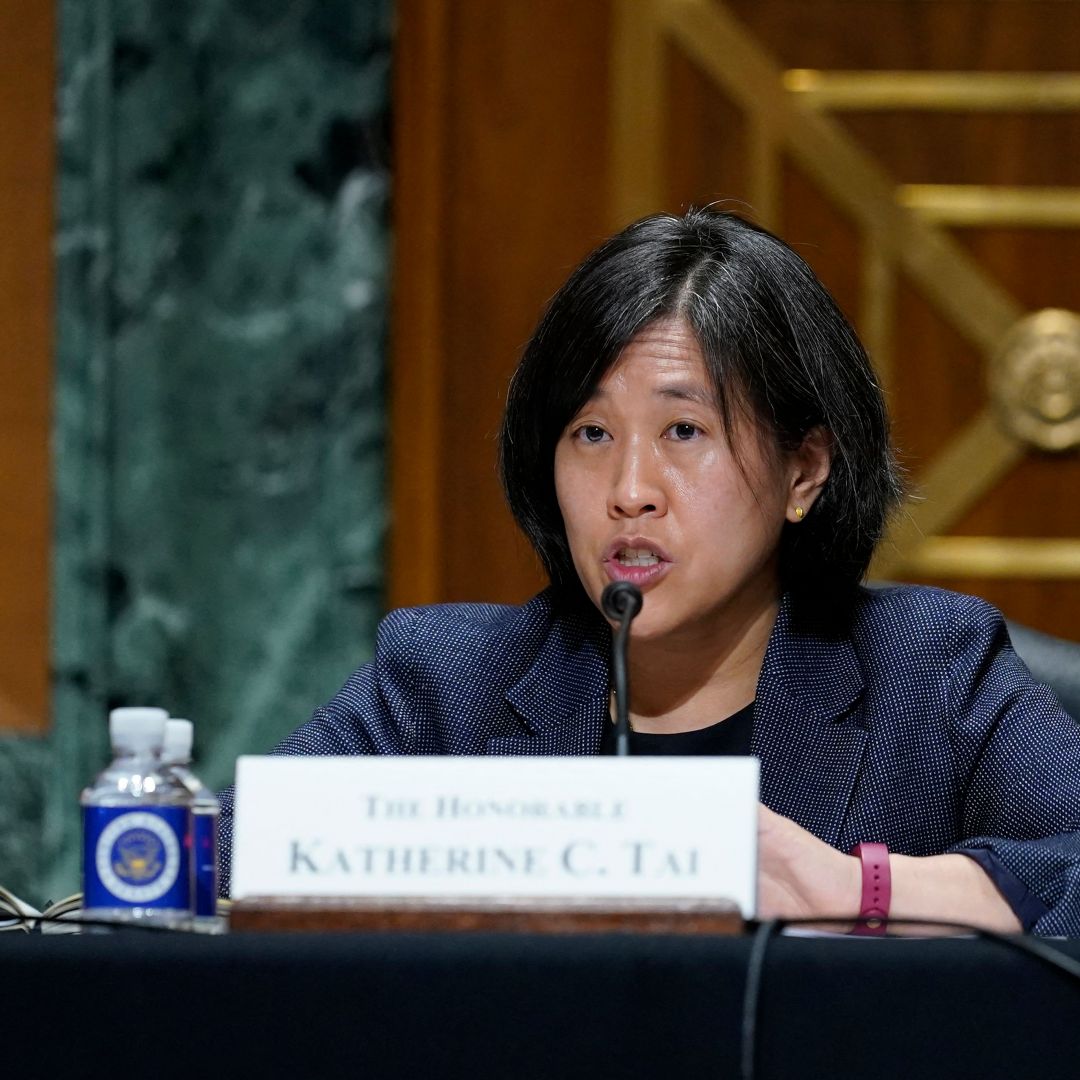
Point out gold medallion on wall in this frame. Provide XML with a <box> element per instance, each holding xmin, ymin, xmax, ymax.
<box><xmin>990</xmin><ymin>309</ymin><xmax>1080</xmax><ymax>453</ymax></box>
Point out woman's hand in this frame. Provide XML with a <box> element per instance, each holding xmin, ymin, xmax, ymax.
<box><xmin>757</xmin><ymin>803</ymin><xmax>860</xmax><ymax>921</ymax></box>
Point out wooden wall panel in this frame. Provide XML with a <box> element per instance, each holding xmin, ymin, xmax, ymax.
<box><xmin>889</xmin><ymin>276</ymin><xmax>986</xmax><ymax>465</ymax></box>
<box><xmin>723</xmin><ymin>0</ymin><xmax>1080</xmax><ymax>71</ymax></box>
<box><xmin>663</xmin><ymin>41</ymin><xmax>747</xmax><ymax>213</ymax></box>
<box><xmin>721</xmin><ymin>0</ymin><xmax>1080</xmax><ymax>637</ymax></box>
<box><xmin>390</xmin><ymin>0</ymin><xmax>611</xmax><ymax>609</ymax></box>
<box><xmin>0</xmin><ymin>1</ymin><xmax>53</xmax><ymax>731</ymax></box>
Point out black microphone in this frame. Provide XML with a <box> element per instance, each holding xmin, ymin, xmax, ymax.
<box><xmin>602</xmin><ymin>580</ymin><xmax>643</xmax><ymax>622</ymax></box>
<box><xmin>601</xmin><ymin>582</ymin><xmax>643</xmax><ymax>757</ymax></box>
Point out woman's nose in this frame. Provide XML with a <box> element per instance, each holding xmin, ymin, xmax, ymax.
<box><xmin>607</xmin><ymin>442</ymin><xmax>667</xmax><ymax>518</ymax></box>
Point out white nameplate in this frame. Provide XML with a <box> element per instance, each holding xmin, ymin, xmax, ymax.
<box><xmin>231</xmin><ymin>756</ymin><xmax>759</xmax><ymax>916</ymax></box>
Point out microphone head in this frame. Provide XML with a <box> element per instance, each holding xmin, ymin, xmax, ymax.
<box><xmin>601</xmin><ymin>581</ymin><xmax>643</xmax><ymax>622</ymax></box>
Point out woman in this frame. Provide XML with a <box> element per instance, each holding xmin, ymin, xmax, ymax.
<box><xmin>219</xmin><ymin>209</ymin><xmax>1080</xmax><ymax>934</ymax></box>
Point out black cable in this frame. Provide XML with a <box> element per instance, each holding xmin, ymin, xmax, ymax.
<box><xmin>740</xmin><ymin>918</ymin><xmax>781</xmax><ymax>1080</ymax></box>
<box><xmin>1</xmin><ymin>912</ymin><xmax>196</xmax><ymax>933</ymax></box>
<box><xmin>975</xmin><ymin>925</ymin><xmax>1080</xmax><ymax>982</ymax></box>
<box><xmin>773</xmin><ymin>914</ymin><xmax>1080</xmax><ymax>984</ymax></box>
<box><xmin>737</xmin><ymin>914</ymin><xmax>1080</xmax><ymax>1080</ymax></box>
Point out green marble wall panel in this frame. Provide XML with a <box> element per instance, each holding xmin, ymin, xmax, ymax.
<box><xmin>3</xmin><ymin>0</ymin><xmax>393</xmax><ymax>905</ymax></box>
<box><xmin>0</xmin><ymin>738</ymin><xmax>47</xmax><ymax>902</ymax></box>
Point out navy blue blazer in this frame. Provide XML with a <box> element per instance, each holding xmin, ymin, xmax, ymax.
<box><xmin>219</xmin><ymin>584</ymin><xmax>1080</xmax><ymax>934</ymax></box>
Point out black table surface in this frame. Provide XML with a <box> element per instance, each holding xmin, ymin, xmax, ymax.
<box><xmin>5</xmin><ymin>930</ymin><xmax>1080</xmax><ymax>1079</ymax></box>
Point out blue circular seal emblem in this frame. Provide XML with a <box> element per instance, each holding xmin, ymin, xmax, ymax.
<box><xmin>95</xmin><ymin>811</ymin><xmax>182</xmax><ymax>903</ymax></box>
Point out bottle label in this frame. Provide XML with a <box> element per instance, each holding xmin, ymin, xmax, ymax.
<box><xmin>83</xmin><ymin>807</ymin><xmax>190</xmax><ymax>910</ymax></box>
<box><xmin>193</xmin><ymin>811</ymin><xmax>219</xmax><ymax>917</ymax></box>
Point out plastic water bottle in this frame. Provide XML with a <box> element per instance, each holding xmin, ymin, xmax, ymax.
<box><xmin>81</xmin><ymin>707</ymin><xmax>192</xmax><ymax>927</ymax></box>
<box><xmin>162</xmin><ymin>718</ymin><xmax>222</xmax><ymax>931</ymax></box>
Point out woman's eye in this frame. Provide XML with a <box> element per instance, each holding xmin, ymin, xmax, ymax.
<box><xmin>575</xmin><ymin>425</ymin><xmax>609</xmax><ymax>443</ymax></box>
<box><xmin>666</xmin><ymin>422</ymin><xmax>701</xmax><ymax>441</ymax></box>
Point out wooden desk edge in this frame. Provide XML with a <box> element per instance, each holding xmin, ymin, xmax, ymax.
<box><xmin>229</xmin><ymin>895</ymin><xmax>744</xmax><ymax>934</ymax></box>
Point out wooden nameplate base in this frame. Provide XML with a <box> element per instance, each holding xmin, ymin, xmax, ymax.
<box><xmin>229</xmin><ymin>895</ymin><xmax>744</xmax><ymax>935</ymax></box>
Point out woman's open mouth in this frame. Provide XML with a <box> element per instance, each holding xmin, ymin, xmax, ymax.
<box><xmin>603</xmin><ymin>540</ymin><xmax>673</xmax><ymax>588</ymax></box>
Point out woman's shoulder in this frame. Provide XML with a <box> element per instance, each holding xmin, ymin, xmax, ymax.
<box><xmin>376</xmin><ymin>596</ymin><xmax>531</xmax><ymax>640</ymax></box>
<box><xmin>373</xmin><ymin>587</ymin><xmax>604</xmax><ymax>673</ymax></box>
<box><xmin>854</xmin><ymin>582</ymin><xmax>1001</xmax><ymax>627</ymax></box>
<box><xmin>849</xmin><ymin>583</ymin><xmax>1010</xmax><ymax>666</ymax></box>
<box><xmin>774</xmin><ymin>584</ymin><xmax>1009</xmax><ymax>706</ymax></box>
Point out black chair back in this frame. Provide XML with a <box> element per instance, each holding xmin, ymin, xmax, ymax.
<box><xmin>1007</xmin><ymin>620</ymin><xmax>1080</xmax><ymax>723</ymax></box>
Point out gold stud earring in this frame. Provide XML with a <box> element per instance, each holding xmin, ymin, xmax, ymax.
<box><xmin>794</xmin><ymin>506</ymin><xmax>805</xmax><ymax>520</ymax></box>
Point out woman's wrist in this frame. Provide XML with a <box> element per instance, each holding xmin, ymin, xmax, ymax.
<box><xmin>801</xmin><ymin>845</ymin><xmax>862</xmax><ymax>920</ymax></box>
<box><xmin>795</xmin><ymin>848</ymin><xmax>862</xmax><ymax>925</ymax></box>
<box><xmin>839</xmin><ymin>851</ymin><xmax>863</xmax><ymax>918</ymax></box>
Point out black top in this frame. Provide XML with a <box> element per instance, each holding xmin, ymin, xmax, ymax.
<box><xmin>599</xmin><ymin>701</ymin><xmax>755</xmax><ymax>756</ymax></box>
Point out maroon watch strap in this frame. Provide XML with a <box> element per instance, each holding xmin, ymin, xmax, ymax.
<box><xmin>848</xmin><ymin>842</ymin><xmax>891</xmax><ymax>936</ymax></box>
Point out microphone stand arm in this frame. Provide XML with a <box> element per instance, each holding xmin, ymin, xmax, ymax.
<box><xmin>611</xmin><ymin>610</ymin><xmax>633</xmax><ymax>757</ymax></box>
<box><xmin>601</xmin><ymin>581</ymin><xmax>642</xmax><ymax>758</ymax></box>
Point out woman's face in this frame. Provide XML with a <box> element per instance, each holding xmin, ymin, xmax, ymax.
<box><xmin>554</xmin><ymin>319</ymin><xmax>825</xmax><ymax>645</ymax></box>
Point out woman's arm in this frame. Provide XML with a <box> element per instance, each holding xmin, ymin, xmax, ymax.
<box><xmin>761</xmin><ymin>592</ymin><xmax>1080</xmax><ymax>935</ymax></box>
<box><xmin>756</xmin><ymin>803</ymin><xmax>1022</xmax><ymax>933</ymax></box>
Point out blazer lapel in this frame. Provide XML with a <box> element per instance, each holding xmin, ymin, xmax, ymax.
<box><xmin>486</xmin><ymin>606</ymin><xmax>610</xmax><ymax>756</ymax></box>
<box><xmin>753</xmin><ymin>598</ymin><xmax>868</xmax><ymax>847</ymax></box>
<box><xmin>483</xmin><ymin>593</ymin><xmax>869</xmax><ymax>847</ymax></box>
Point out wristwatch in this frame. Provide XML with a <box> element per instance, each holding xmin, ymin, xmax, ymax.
<box><xmin>848</xmin><ymin>842</ymin><xmax>891</xmax><ymax>936</ymax></box>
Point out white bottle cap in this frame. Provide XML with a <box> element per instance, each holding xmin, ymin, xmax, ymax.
<box><xmin>109</xmin><ymin>707</ymin><xmax>168</xmax><ymax>753</ymax></box>
<box><xmin>162</xmin><ymin>719</ymin><xmax>193</xmax><ymax>765</ymax></box>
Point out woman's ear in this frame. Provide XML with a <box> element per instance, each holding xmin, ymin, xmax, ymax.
<box><xmin>786</xmin><ymin>426</ymin><xmax>832</xmax><ymax>522</ymax></box>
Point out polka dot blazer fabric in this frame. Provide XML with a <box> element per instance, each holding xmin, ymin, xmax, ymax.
<box><xmin>218</xmin><ymin>585</ymin><xmax>1080</xmax><ymax>935</ymax></box>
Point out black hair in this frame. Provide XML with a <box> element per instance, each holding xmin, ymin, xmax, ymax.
<box><xmin>499</xmin><ymin>207</ymin><xmax>904</xmax><ymax>622</ymax></box>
